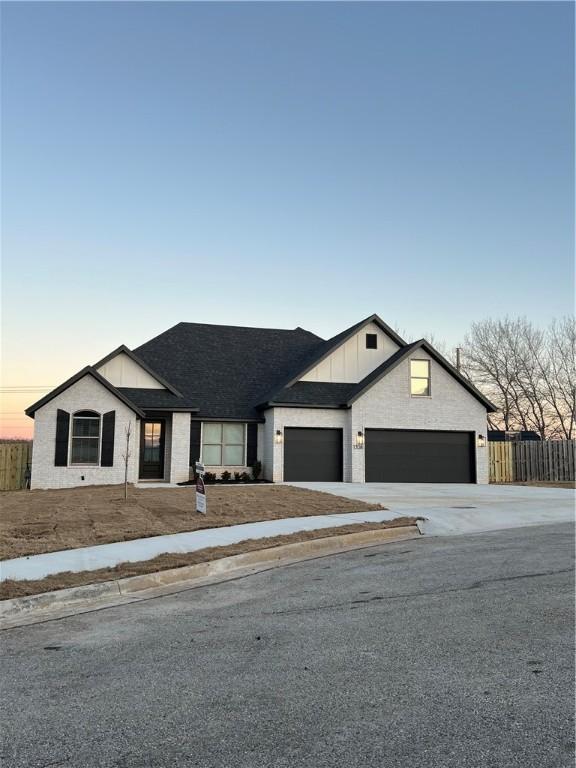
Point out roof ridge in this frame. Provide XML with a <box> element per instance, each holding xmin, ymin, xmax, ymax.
<box><xmin>174</xmin><ymin>321</ymin><xmax>322</xmax><ymax>336</ymax></box>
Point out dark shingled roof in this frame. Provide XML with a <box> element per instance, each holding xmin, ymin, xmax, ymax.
<box><xmin>117</xmin><ymin>388</ymin><xmax>198</xmax><ymax>412</ymax></box>
<box><xmin>26</xmin><ymin>317</ymin><xmax>495</xmax><ymax>420</ymax></box>
<box><xmin>134</xmin><ymin>322</ymin><xmax>324</xmax><ymax>420</ymax></box>
<box><xmin>268</xmin><ymin>382</ymin><xmax>356</xmax><ymax>408</ymax></box>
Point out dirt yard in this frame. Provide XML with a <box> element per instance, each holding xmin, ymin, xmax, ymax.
<box><xmin>0</xmin><ymin>518</ymin><xmax>418</xmax><ymax>600</ymax></box>
<box><xmin>0</xmin><ymin>484</ymin><xmax>385</xmax><ymax>560</ymax></box>
<box><xmin>493</xmin><ymin>481</ymin><xmax>575</xmax><ymax>489</ymax></box>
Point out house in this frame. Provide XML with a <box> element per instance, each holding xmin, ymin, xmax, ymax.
<box><xmin>25</xmin><ymin>314</ymin><xmax>496</xmax><ymax>489</ymax></box>
<box><xmin>488</xmin><ymin>430</ymin><xmax>541</xmax><ymax>442</ymax></box>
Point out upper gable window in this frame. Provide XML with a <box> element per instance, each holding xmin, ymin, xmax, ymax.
<box><xmin>410</xmin><ymin>360</ymin><xmax>431</xmax><ymax>397</ymax></box>
<box><xmin>366</xmin><ymin>333</ymin><xmax>378</xmax><ymax>349</ymax></box>
<box><xmin>71</xmin><ymin>410</ymin><xmax>101</xmax><ymax>464</ymax></box>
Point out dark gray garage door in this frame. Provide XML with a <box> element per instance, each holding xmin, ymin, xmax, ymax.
<box><xmin>365</xmin><ymin>429</ymin><xmax>475</xmax><ymax>483</ymax></box>
<box><xmin>284</xmin><ymin>428</ymin><xmax>343</xmax><ymax>482</ymax></box>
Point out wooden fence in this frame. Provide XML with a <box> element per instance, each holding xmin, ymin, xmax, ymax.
<box><xmin>489</xmin><ymin>440</ymin><xmax>575</xmax><ymax>483</ymax></box>
<box><xmin>0</xmin><ymin>442</ymin><xmax>33</xmax><ymax>490</ymax></box>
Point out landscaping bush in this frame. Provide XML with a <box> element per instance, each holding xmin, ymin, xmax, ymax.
<box><xmin>251</xmin><ymin>460</ymin><xmax>262</xmax><ymax>480</ymax></box>
<box><xmin>203</xmin><ymin>471</ymin><xmax>217</xmax><ymax>483</ymax></box>
<box><xmin>233</xmin><ymin>472</ymin><xmax>241</xmax><ymax>482</ymax></box>
<box><xmin>239</xmin><ymin>472</ymin><xmax>251</xmax><ymax>482</ymax></box>
<box><xmin>220</xmin><ymin>471</ymin><xmax>231</xmax><ymax>482</ymax></box>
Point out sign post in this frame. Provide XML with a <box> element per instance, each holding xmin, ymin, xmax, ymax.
<box><xmin>195</xmin><ymin>462</ymin><xmax>207</xmax><ymax>515</ymax></box>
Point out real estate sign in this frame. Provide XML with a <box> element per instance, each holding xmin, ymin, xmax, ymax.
<box><xmin>195</xmin><ymin>462</ymin><xmax>207</xmax><ymax>515</ymax></box>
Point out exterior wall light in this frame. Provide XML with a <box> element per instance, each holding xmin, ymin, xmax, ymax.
<box><xmin>477</xmin><ymin>434</ymin><xmax>486</xmax><ymax>448</ymax></box>
<box><xmin>355</xmin><ymin>430</ymin><xmax>365</xmax><ymax>449</ymax></box>
<box><xmin>275</xmin><ymin>429</ymin><xmax>283</xmax><ymax>445</ymax></box>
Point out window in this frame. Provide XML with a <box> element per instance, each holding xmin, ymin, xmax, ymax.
<box><xmin>71</xmin><ymin>410</ymin><xmax>101</xmax><ymax>464</ymax></box>
<box><xmin>202</xmin><ymin>423</ymin><xmax>245</xmax><ymax>466</ymax></box>
<box><xmin>366</xmin><ymin>333</ymin><xmax>378</xmax><ymax>349</ymax></box>
<box><xmin>410</xmin><ymin>360</ymin><xmax>431</xmax><ymax>396</ymax></box>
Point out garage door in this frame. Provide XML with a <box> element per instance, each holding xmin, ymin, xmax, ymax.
<box><xmin>284</xmin><ymin>428</ymin><xmax>343</xmax><ymax>482</ymax></box>
<box><xmin>365</xmin><ymin>429</ymin><xmax>475</xmax><ymax>483</ymax></box>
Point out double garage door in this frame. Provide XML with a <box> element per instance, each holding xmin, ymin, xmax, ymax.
<box><xmin>283</xmin><ymin>427</ymin><xmax>475</xmax><ymax>483</ymax></box>
<box><xmin>365</xmin><ymin>429</ymin><xmax>475</xmax><ymax>483</ymax></box>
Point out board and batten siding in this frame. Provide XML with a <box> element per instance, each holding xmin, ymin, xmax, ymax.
<box><xmin>300</xmin><ymin>322</ymin><xmax>400</xmax><ymax>384</ymax></box>
<box><xmin>96</xmin><ymin>352</ymin><xmax>165</xmax><ymax>389</ymax></box>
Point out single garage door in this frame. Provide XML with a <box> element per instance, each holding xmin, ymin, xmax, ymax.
<box><xmin>284</xmin><ymin>428</ymin><xmax>343</xmax><ymax>482</ymax></box>
<box><xmin>365</xmin><ymin>429</ymin><xmax>475</xmax><ymax>483</ymax></box>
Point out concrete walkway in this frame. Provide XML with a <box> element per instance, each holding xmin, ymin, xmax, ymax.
<box><xmin>0</xmin><ymin>509</ymin><xmax>402</xmax><ymax>583</ymax></box>
<box><xmin>287</xmin><ymin>482</ymin><xmax>575</xmax><ymax>535</ymax></box>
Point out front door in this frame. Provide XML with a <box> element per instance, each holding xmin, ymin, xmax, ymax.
<box><xmin>139</xmin><ymin>420</ymin><xmax>166</xmax><ymax>480</ymax></box>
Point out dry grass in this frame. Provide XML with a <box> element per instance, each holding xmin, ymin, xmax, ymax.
<box><xmin>0</xmin><ymin>518</ymin><xmax>417</xmax><ymax>600</ymax></box>
<box><xmin>0</xmin><ymin>484</ymin><xmax>384</xmax><ymax>560</ymax></box>
<box><xmin>493</xmin><ymin>481</ymin><xmax>575</xmax><ymax>489</ymax></box>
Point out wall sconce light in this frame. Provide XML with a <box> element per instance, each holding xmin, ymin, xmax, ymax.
<box><xmin>477</xmin><ymin>434</ymin><xmax>486</xmax><ymax>448</ymax></box>
<box><xmin>355</xmin><ymin>430</ymin><xmax>365</xmax><ymax>449</ymax></box>
<box><xmin>275</xmin><ymin>429</ymin><xmax>283</xmax><ymax>445</ymax></box>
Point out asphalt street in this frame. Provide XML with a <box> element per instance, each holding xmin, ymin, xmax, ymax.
<box><xmin>1</xmin><ymin>522</ymin><xmax>574</xmax><ymax>768</ymax></box>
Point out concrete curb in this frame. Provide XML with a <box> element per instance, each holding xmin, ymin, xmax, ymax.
<box><xmin>0</xmin><ymin>525</ymin><xmax>419</xmax><ymax>630</ymax></box>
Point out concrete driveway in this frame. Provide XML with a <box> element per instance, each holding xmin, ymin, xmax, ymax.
<box><xmin>288</xmin><ymin>482</ymin><xmax>575</xmax><ymax>535</ymax></box>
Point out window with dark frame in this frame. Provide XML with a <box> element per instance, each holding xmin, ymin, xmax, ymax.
<box><xmin>202</xmin><ymin>422</ymin><xmax>246</xmax><ymax>466</ymax></box>
<box><xmin>410</xmin><ymin>360</ymin><xmax>431</xmax><ymax>396</ymax></box>
<box><xmin>70</xmin><ymin>410</ymin><xmax>101</xmax><ymax>464</ymax></box>
<box><xmin>366</xmin><ymin>333</ymin><xmax>378</xmax><ymax>349</ymax></box>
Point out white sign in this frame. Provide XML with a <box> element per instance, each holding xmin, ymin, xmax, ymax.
<box><xmin>195</xmin><ymin>461</ymin><xmax>205</xmax><ymax>477</ymax></box>
<box><xmin>196</xmin><ymin>475</ymin><xmax>207</xmax><ymax>515</ymax></box>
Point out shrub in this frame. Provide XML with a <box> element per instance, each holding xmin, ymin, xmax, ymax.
<box><xmin>251</xmin><ymin>460</ymin><xmax>262</xmax><ymax>481</ymax></box>
<box><xmin>239</xmin><ymin>471</ymin><xmax>251</xmax><ymax>482</ymax></box>
<box><xmin>233</xmin><ymin>472</ymin><xmax>241</xmax><ymax>482</ymax></box>
<box><xmin>203</xmin><ymin>472</ymin><xmax>216</xmax><ymax>484</ymax></box>
<box><xmin>220</xmin><ymin>470</ymin><xmax>231</xmax><ymax>482</ymax></box>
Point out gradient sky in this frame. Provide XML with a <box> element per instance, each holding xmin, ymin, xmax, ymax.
<box><xmin>1</xmin><ymin>1</ymin><xmax>574</xmax><ymax>438</ymax></box>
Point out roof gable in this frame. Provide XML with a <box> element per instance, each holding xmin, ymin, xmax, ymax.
<box><xmin>347</xmin><ymin>340</ymin><xmax>497</xmax><ymax>411</ymax></box>
<box><xmin>259</xmin><ymin>338</ymin><xmax>496</xmax><ymax>412</ymax></box>
<box><xmin>94</xmin><ymin>345</ymin><xmax>182</xmax><ymax>395</ymax></box>
<box><xmin>25</xmin><ymin>367</ymin><xmax>146</xmax><ymax>418</ymax></box>
<box><xmin>283</xmin><ymin>314</ymin><xmax>406</xmax><ymax>388</ymax></box>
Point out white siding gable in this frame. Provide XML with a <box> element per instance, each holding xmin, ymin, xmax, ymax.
<box><xmin>300</xmin><ymin>322</ymin><xmax>400</xmax><ymax>383</ymax></box>
<box><xmin>97</xmin><ymin>352</ymin><xmax>165</xmax><ymax>389</ymax></box>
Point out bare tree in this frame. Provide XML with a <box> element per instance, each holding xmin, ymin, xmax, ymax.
<box><xmin>460</xmin><ymin>316</ymin><xmax>575</xmax><ymax>439</ymax></box>
<box><xmin>123</xmin><ymin>423</ymin><xmax>132</xmax><ymax>501</ymax></box>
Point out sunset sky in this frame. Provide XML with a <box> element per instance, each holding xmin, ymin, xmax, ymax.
<box><xmin>1</xmin><ymin>1</ymin><xmax>574</xmax><ymax>439</ymax></box>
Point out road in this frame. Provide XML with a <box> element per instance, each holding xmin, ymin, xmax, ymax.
<box><xmin>1</xmin><ymin>523</ymin><xmax>574</xmax><ymax>768</ymax></box>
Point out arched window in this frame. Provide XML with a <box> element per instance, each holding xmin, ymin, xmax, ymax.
<box><xmin>71</xmin><ymin>410</ymin><xmax>101</xmax><ymax>465</ymax></box>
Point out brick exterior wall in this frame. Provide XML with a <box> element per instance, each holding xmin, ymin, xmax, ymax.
<box><xmin>350</xmin><ymin>354</ymin><xmax>489</xmax><ymax>483</ymax></box>
<box><xmin>169</xmin><ymin>412</ymin><xmax>192</xmax><ymax>484</ymax></box>
<box><xmin>262</xmin><ymin>354</ymin><xmax>489</xmax><ymax>484</ymax></box>
<box><xmin>263</xmin><ymin>407</ymin><xmax>350</xmax><ymax>482</ymax></box>
<box><xmin>30</xmin><ymin>375</ymin><xmax>141</xmax><ymax>489</ymax></box>
<box><xmin>30</xmin><ymin>353</ymin><xmax>488</xmax><ymax>489</ymax></box>
<box><xmin>30</xmin><ymin>375</ymin><xmax>193</xmax><ymax>489</ymax></box>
